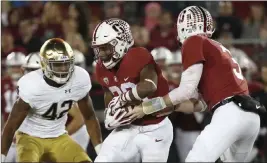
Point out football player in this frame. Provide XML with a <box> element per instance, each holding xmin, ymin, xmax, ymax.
<box><xmin>22</xmin><ymin>51</ymin><xmax>90</xmax><ymax>151</ymax></box>
<box><xmin>2</xmin><ymin>52</ymin><xmax>26</xmax><ymax>162</ymax></box>
<box><xmin>151</xmin><ymin>47</ymin><xmax>173</xmax><ymax>79</ymax></box>
<box><xmin>1</xmin><ymin>38</ymin><xmax>102</xmax><ymax>162</ymax></box>
<box><xmin>130</xmin><ymin>6</ymin><xmax>264</xmax><ymax>162</ymax></box>
<box><xmin>166</xmin><ymin>50</ymin><xmax>203</xmax><ymax>162</ymax></box>
<box><xmin>92</xmin><ymin>18</ymin><xmax>175</xmax><ymax>162</ymax></box>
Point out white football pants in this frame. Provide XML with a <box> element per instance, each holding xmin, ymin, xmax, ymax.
<box><xmin>175</xmin><ymin>128</ymin><xmax>200</xmax><ymax>162</ymax></box>
<box><xmin>95</xmin><ymin>117</ymin><xmax>173</xmax><ymax>162</ymax></box>
<box><xmin>186</xmin><ymin>101</ymin><xmax>260</xmax><ymax>162</ymax></box>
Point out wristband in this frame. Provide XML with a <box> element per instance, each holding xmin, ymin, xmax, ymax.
<box><xmin>120</xmin><ymin>91</ymin><xmax>132</xmax><ymax>102</ymax></box>
<box><xmin>142</xmin><ymin>97</ymin><xmax>166</xmax><ymax>115</ymax></box>
<box><xmin>132</xmin><ymin>86</ymin><xmax>142</xmax><ymax>100</ymax></box>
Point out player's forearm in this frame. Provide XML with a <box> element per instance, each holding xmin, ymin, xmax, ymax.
<box><xmin>122</xmin><ymin>80</ymin><xmax>157</xmax><ymax>103</ymax></box>
<box><xmin>174</xmin><ymin>100</ymin><xmax>195</xmax><ymax>113</ymax></box>
<box><xmin>133</xmin><ymin>80</ymin><xmax>157</xmax><ymax>99</ymax></box>
<box><xmin>1</xmin><ymin>123</ymin><xmax>17</xmax><ymax>155</ymax></box>
<box><xmin>84</xmin><ymin>118</ymin><xmax>102</xmax><ymax>147</ymax></box>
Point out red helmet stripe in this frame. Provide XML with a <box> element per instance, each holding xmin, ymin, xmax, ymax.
<box><xmin>198</xmin><ymin>6</ymin><xmax>207</xmax><ymax>32</ymax></box>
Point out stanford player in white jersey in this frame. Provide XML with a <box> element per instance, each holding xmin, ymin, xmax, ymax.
<box><xmin>130</xmin><ymin>6</ymin><xmax>265</xmax><ymax>162</ymax></box>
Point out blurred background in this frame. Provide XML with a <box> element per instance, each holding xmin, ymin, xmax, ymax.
<box><xmin>1</xmin><ymin>1</ymin><xmax>267</xmax><ymax>162</ymax></box>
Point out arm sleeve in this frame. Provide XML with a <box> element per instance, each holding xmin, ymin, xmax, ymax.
<box><xmin>168</xmin><ymin>63</ymin><xmax>203</xmax><ymax>105</ymax></box>
<box><xmin>182</xmin><ymin>36</ymin><xmax>206</xmax><ymax>70</ymax></box>
<box><xmin>17</xmin><ymin>78</ymin><xmax>34</xmax><ymax>108</ymax></box>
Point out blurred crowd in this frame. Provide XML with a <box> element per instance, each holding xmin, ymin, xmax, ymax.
<box><xmin>1</xmin><ymin>1</ymin><xmax>267</xmax><ymax>162</ymax></box>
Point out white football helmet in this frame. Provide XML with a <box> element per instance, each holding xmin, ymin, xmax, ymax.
<box><xmin>177</xmin><ymin>6</ymin><xmax>215</xmax><ymax>44</ymax></box>
<box><xmin>5</xmin><ymin>52</ymin><xmax>26</xmax><ymax>81</ymax></box>
<box><xmin>151</xmin><ymin>47</ymin><xmax>173</xmax><ymax>63</ymax></box>
<box><xmin>91</xmin><ymin>18</ymin><xmax>134</xmax><ymax>69</ymax></box>
<box><xmin>23</xmin><ymin>52</ymin><xmax>41</xmax><ymax>73</ymax></box>
<box><xmin>166</xmin><ymin>50</ymin><xmax>182</xmax><ymax>66</ymax></box>
<box><xmin>74</xmin><ymin>49</ymin><xmax>86</xmax><ymax>69</ymax></box>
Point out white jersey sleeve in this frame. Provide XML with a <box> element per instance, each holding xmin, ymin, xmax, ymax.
<box><xmin>168</xmin><ymin>63</ymin><xmax>203</xmax><ymax>105</ymax></box>
<box><xmin>71</xmin><ymin>66</ymin><xmax>92</xmax><ymax>101</ymax></box>
<box><xmin>17</xmin><ymin>72</ymin><xmax>39</xmax><ymax>108</ymax></box>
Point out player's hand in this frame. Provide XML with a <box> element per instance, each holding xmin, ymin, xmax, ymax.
<box><xmin>108</xmin><ymin>96</ymin><xmax>127</xmax><ymax>113</ymax></box>
<box><xmin>124</xmin><ymin>104</ymin><xmax>146</xmax><ymax>120</ymax></box>
<box><xmin>104</xmin><ymin>108</ymin><xmax>132</xmax><ymax>130</ymax></box>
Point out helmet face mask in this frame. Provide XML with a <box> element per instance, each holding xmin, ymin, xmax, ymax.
<box><xmin>91</xmin><ymin>18</ymin><xmax>134</xmax><ymax>69</ymax></box>
<box><xmin>40</xmin><ymin>38</ymin><xmax>74</xmax><ymax>84</ymax></box>
<box><xmin>93</xmin><ymin>40</ymin><xmax>118</xmax><ymax>63</ymax></box>
<box><xmin>47</xmin><ymin>60</ymin><xmax>74</xmax><ymax>78</ymax></box>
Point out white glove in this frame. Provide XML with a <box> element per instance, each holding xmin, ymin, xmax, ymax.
<box><xmin>1</xmin><ymin>154</ymin><xmax>6</xmax><ymax>162</ymax></box>
<box><xmin>108</xmin><ymin>96</ymin><xmax>127</xmax><ymax>113</ymax></box>
<box><xmin>104</xmin><ymin>108</ymin><xmax>131</xmax><ymax>130</ymax></box>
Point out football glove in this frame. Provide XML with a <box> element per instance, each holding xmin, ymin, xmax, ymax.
<box><xmin>108</xmin><ymin>95</ymin><xmax>127</xmax><ymax>112</ymax></box>
<box><xmin>104</xmin><ymin>107</ymin><xmax>131</xmax><ymax>130</ymax></box>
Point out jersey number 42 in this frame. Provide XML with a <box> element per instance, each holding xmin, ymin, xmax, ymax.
<box><xmin>42</xmin><ymin>100</ymin><xmax>73</xmax><ymax>120</ymax></box>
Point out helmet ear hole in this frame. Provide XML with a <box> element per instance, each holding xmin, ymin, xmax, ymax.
<box><xmin>182</xmin><ymin>28</ymin><xmax>185</xmax><ymax>32</ymax></box>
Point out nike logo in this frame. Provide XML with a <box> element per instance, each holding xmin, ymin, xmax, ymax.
<box><xmin>256</xmin><ymin>105</ymin><xmax>261</xmax><ymax>109</ymax></box>
<box><xmin>124</xmin><ymin>77</ymin><xmax>129</xmax><ymax>81</ymax></box>
<box><xmin>155</xmin><ymin>139</ymin><xmax>163</xmax><ymax>142</ymax></box>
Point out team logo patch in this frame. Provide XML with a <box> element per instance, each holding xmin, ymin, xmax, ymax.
<box><xmin>103</xmin><ymin>77</ymin><xmax>109</xmax><ymax>85</ymax></box>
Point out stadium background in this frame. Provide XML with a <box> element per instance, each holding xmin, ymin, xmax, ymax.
<box><xmin>1</xmin><ymin>1</ymin><xmax>267</xmax><ymax>162</ymax></box>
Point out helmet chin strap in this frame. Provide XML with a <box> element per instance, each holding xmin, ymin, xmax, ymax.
<box><xmin>103</xmin><ymin>57</ymin><xmax>121</xmax><ymax>69</ymax></box>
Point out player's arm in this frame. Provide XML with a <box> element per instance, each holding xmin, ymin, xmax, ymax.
<box><xmin>137</xmin><ymin>36</ymin><xmax>208</xmax><ymax>115</ymax></box>
<box><xmin>120</xmin><ymin>64</ymin><xmax>158</xmax><ymax>103</ymax></box>
<box><xmin>138</xmin><ymin>63</ymin><xmax>207</xmax><ymax>115</ymax></box>
<box><xmin>1</xmin><ymin>98</ymin><xmax>30</xmax><ymax>158</ymax></box>
<box><xmin>77</xmin><ymin>93</ymin><xmax>102</xmax><ymax>154</ymax></box>
<box><xmin>66</xmin><ymin>103</ymin><xmax>84</xmax><ymax>135</ymax></box>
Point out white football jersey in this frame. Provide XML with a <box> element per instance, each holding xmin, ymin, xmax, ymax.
<box><xmin>17</xmin><ymin>66</ymin><xmax>91</xmax><ymax>138</ymax></box>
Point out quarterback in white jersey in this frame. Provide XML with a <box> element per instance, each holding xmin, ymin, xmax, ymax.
<box><xmin>1</xmin><ymin>38</ymin><xmax>102</xmax><ymax>163</ymax></box>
